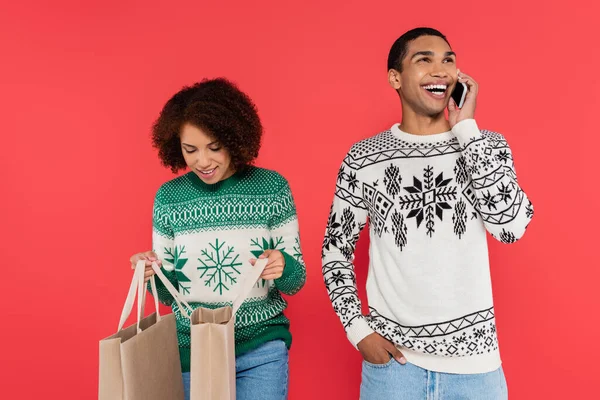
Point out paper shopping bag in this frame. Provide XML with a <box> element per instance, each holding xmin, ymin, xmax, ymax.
<box><xmin>150</xmin><ymin>259</ymin><xmax>268</xmax><ymax>400</ymax></box>
<box><xmin>190</xmin><ymin>259</ymin><xmax>267</xmax><ymax>400</ymax></box>
<box><xmin>99</xmin><ymin>260</ymin><xmax>188</xmax><ymax>400</ymax></box>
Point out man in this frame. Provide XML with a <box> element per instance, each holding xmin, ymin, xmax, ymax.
<box><xmin>321</xmin><ymin>27</ymin><xmax>533</xmax><ymax>399</ymax></box>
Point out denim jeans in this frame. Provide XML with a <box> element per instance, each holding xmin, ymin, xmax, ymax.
<box><xmin>360</xmin><ymin>359</ymin><xmax>507</xmax><ymax>400</ymax></box>
<box><xmin>183</xmin><ymin>340</ymin><xmax>289</xmax><ymax>400</ymax></box>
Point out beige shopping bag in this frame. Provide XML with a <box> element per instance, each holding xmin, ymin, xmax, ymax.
<box><xmin>99</xmin><ymin>260</ymin><xmax>192</xmax><ymax>400</ymax></box>
<box><xmin>151</xmin><ymin>259</ymin><xmax>268</xmax><ymax>400</ymax></box>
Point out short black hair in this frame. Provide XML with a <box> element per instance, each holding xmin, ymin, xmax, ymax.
<box><xmin>387</xmin><ymin>27</ymin><xmax>450</xmax><ymax>71</ymax></box>
<box><xmin>152</xmin><ymin>78</ymin><xmax>262</xmax><ymax>173</ymax></box>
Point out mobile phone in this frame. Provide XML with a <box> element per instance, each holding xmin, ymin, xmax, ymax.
<box><xmin>451</xmin><ymin>82</ymin><xmax>468</xmax><ymax>108</ymax></box>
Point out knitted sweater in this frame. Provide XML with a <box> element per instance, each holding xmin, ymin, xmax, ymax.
<box><xmin>151</xmin><ymin>167</ymin><xmax>306</xmax><ymax>372</ymax></box>
<box><xmin>322</xmin><ymin>119</ymin><xmax>533</xmax><ymax>374</ymax></box>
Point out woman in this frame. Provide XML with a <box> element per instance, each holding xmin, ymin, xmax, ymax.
<box><xmin>130</xmin><ymin>78</ymin><xmax>306</xmax><ymax>400</ymax></box>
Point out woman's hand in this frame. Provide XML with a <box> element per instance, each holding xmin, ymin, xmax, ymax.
<box><xmin>250</xmin><ymin>250</ymin><xmax>285</xmax><ymax>280</ymax></box>
<box><xmin>130</xmin><ymin>251</ymin><xmax>162</xmax><ymax>282</ymax></box>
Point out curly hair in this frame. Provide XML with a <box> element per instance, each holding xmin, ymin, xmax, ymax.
<box><xmin>152</xmin><ymin>78</ymin><xmax>263</xmax><ymax>173</ymax></box>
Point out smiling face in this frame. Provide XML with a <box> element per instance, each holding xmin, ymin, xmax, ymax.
<box><xmin>389</xmin><ymin>35</ymin><xmax>458</xmax><ymax>117</ymax></box>
<box><xmin>180</xmin><ymin>123</ymin><xmax>235</xmax><ymax>184</ymax></box>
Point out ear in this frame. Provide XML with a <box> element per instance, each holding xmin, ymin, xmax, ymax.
<box><xmin>388</xmin><ymin>69</ymin><xmax>402</xmax><ymax>90</ymax></box>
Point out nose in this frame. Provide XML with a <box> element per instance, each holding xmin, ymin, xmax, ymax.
<box><xmin>431</xmin><ymin>66</ymin><xmax>449</xmax><ymax>78</ymax></box>
<box><xmin>194</xmin><ymin>150</ymin><xmax>211</xmax><ymax>169</ymax></box>
<box><xmin>430</xmin><ymin>61</ymin><xmax>450</xmax><ymax>78</ymax></box>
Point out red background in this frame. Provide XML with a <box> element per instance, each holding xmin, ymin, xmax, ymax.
<box><xmin>1</xmin><ymin>1</ymin><xmax>598</xmax><ymax>398</ymax></box>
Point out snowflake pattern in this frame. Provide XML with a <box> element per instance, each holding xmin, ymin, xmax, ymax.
<box><xmin>342</xmin><ymin>296</ymin><xmax>358</xmax><ymax>307</ymax></box>
<box><xmin>477</xmin><ymin>181</ymin><xmax>517</xmax><ymax>212</ymax></box>
<box><xmin>329</xmin><ymin>271</ymin><xmax>350</xmax><ymax>287</ymax></box>
<box><xmin>250</xmin><ymin>236</ymin><xmax>285</xmax><ymax>258</ymax></box>
<box><xmin>323</xmin><ymin>208</ymin><xmax>344</xmax><ymax>254</ymax></box>
<box><xmin>347</xmin><ymin>172</ymin><xmax>359</xmax><ymax>193</ymax></box>
<box><xmin>323</xmin><ymin>206</ymin><xmax>363</xmax><ymax>261</ymax></box>
<box><xmin>163</xmin><ymin>245</ymin><xmax>192</xmax><ymax>295</ymax></box>
<box><xmin>337</xmin><ymin>165</ymin><xmax>359</xmax><ymax>193</ymax></box>
<box><xmin>197</xmin><ymin>239</ymin><xmax>243</xmax><ymax>295</ymax></box>
<box><xmin>480</xmin><ymin>190</ymin><xmax>498</xmax><ymax>211</ymax></box>
<box><xmin>453</xmin><ymin>336</ymin><xmax>467</xmax><ymax>345</ymax></box>
<box><xmin>495</xmin><ymin>149</ymin><xmax>512</xmax><ymax>164</ymax></box>
<box><xmin>399</xmin><ymin>166</ymin><xmax>457</xmax><ymax>237</ymax></box>
<box><xmin>292</xmin><ymin>236</ymin><xmax>303</xmax><ymax>263</ymax></box>
<box><xmin>250</xmin><ymin>236</ymin><xmax>286</xmax><ymax>287</ymax></box>
<box><xmin>496</xmin><ymin>182</ymin><xmax>513</xmax><ymax>204</ymax></box>
<box><xmin>473</xmin><ymin>327</ymin><xmax>487</xmax><ymax>339</ymax></box>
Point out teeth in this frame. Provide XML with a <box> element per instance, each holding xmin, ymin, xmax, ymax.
<box><xmin>201</xmin><ymin>169</ymin><xmax>215</xmax><ymax>174</ymax></box>
<box><xmin>423</xmin><ymin>84</ymin><xmax>447</xmax><ymax>90</ymax></box>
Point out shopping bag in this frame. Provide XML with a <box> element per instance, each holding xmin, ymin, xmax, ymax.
<box><xmin>99</xmin><ymin>260</ymin><xmax>191</xmax><ymax>400</ymax></box>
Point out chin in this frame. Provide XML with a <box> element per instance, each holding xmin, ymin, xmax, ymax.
<box><xmin>195</xmin><ymin>172</ymin><xmax>221</xmax><ymax>184</ymax></box>
<box><xmin>416</xmin><ymin>101</ymin><xmax>447</xmax><ymax>118</ymax></box>
<box><xmin>425</xmin><ymin>108</ymin><xmax>447</xmax><ymax>118</ymax></box>
<box><xmin>204</xmin><ymin>176</ymin><xmax>222</xmax><ymax>184</ymax></box>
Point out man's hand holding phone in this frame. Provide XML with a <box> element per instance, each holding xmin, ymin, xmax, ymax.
<box><xmin>448</xmin><ymin>70</ymin><xmax>479</xmax><ymax>128</ymax></box>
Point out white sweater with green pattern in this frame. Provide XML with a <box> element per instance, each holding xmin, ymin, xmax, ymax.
<box><xmin>151</xmin><ymin>166</ymin><xmax>306</xmax><ymax>372</ymax></box>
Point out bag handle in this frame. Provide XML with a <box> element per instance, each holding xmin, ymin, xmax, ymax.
<box><xmin>137</xmin><ymin>275</ymin><xmax>160</xmax><ymax>324</ymax></box>
<box><xmin>232</xmin><ymin>258</ymin><xmax>267</xmax><ymax>315</ymax></box>
<box><xmin>150</xmin><ymin>262</ymin><xmax>194</xmax><ymax>318</ymax></box>
<box><xmin>117</xmin><ymin>260</ymin><xmax>161</xmax><ymax>333</ymax></box>
<box><xmin>148</xmin><ymin>259</ymin><xmax>267</xmax><ymax>317</ymax></box>
<box><xmin>137</xmin><ymin>263</ymin><xmax>162</xmax><ymax>330</ymax></box>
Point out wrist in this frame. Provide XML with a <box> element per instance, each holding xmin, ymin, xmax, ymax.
<box><xmin>452</xmin><ymin>119</ymin><xmax>481</xmax><ymax>146</ymax></box>
<box><xmin>347</xmin><ymin>317</ymin><xmax>375</xmax><ymax>349</ymax></box>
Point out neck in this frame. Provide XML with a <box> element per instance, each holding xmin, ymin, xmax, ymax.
<box><xmin>399</xmin><ymin>105</ymin><xmax>450</xmax><ymax>135</ymax></box>
<box><xmin>222</xmin><ymin>167</ymin><xmax>236</xmax><ymax>181</ymax></box>
<box><xmin>188</xmin><ymin>167</ymin><xmax>244</xmax><ymax>192</ymax></box>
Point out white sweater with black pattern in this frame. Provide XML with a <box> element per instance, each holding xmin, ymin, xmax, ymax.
<box><xmin>321</xmin><ymin>119</ymin><xmax>533</xmax><ymax>374</ymax></box>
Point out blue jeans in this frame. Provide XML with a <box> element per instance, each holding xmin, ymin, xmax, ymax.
<box><xmin>183</xmin><ymin>340</ymin><xmax>289</xmax><ymax>400</ymax></box>
<box><xmin>360</xmin><ymin>359</ymin><xmax>507</xmax><ymax>400</ymax></box>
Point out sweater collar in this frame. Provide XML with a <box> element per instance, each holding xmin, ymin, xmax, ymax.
<box><xmin>186</xmin><ymin>168</ymin><xmax>245</xmax><ymax>192</ymax></box>
<box><xmin>390</xmin><ymin>123</ymin><xmax>455</xmax><ymax>143</ymax></box>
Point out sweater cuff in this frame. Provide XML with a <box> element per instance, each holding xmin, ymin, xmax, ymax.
<box><xmin>346</xmin><ymin>316</ymin><xmax>375</xmax><ymax>349</ymax></box>
<box><xmin>277</xmin><ymin>252</ymin><xmax>296</xmax><ymax>281</ymax></box>
<box><xmin>451</xmin><ymin>119</ymin><xmax>482</xmax><ymax>146</ymax></box>
<box><xmin>274</xmin><ymin>251</ymin><xmax>305</xmax><ymax>295</ymax></box>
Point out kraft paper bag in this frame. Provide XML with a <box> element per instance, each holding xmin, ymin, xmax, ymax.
<box><xmin>151</xmin><ymin>259</ymin><xmax>268</xmax><ymax>400</ymax></box>
<box><xmin>98</xmin><ymin>260</ymin><xmax>191</xmax><ymax>400</ymax></box>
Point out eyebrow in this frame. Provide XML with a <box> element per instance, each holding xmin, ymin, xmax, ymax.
<box><xmin>181</xmin><ymin>141</ymin><xmax>219</xmax><ymax>147</ymax></box>
<box><xmin>411</xmin><ymin>51</ymin><xmax>456</xmax><ymax>60</ymax></box>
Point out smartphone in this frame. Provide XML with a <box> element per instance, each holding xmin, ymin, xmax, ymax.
<box><xmin>451</xmin><ymin>82</ymin><xmax>468</xmax><ymax>108</ymax></box>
